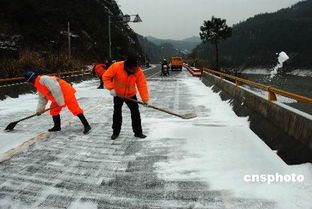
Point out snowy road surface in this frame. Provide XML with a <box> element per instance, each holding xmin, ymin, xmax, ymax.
<box><xmin>0</xmin><ymin>69</ymin><xmax>311</xmax><ymax>209</ymax></box>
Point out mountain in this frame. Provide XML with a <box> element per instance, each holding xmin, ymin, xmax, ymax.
<box><xmin>0</xmin><ymin>0</ymin><xmax>143</xmax><ymax>78</ymax></box>
<box><xmin>192</xmin><ymin>0</ymin><xmax>312</xmax><ymax>70</ymax></box>
<box><xmin>146</xmin><ymin>36</ymin><xmax>201</xmax><ymax>52</ymax></box>
<box><xmin>136</xmin><ymin>35</ymin><xmax>200</xmax><ymax>63</ymax></box>
<box><xmin>137</xmin><ymin>35</ymin><xmax>184</xmax><ymax>64</ymax></box>
<box><xmin>181</xmin><ymin>36</ymin><xmax>202</xmax><ymax>43</ymax></box>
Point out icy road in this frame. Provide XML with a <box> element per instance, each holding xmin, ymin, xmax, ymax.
<box><xmin>0</xmin><ymin>68</ymin><xmax>311</xmax><ymax>209</ymax></box>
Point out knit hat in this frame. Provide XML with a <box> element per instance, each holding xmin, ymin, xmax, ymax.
<box><xmin>124</xmin><ymin>56</ymin><xmax>138</xmax><ymax>69</ymax></box>
<box><xmin>24</xmin><ymin>71</ymin><xmax>37</xmax><ymax>82</ymax></box>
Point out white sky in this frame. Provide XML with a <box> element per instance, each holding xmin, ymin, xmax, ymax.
<box><xmin>117</xmin><ymin>0</ymin><xmax>302</xmax><ymax>40</ymax></box>
<box><xmin>0</xmin><ymin>66</ymin><xmax>311</xmax><ymax>208</ymax></box>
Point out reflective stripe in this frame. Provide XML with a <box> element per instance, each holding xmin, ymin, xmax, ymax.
<box><xmin>113</xmin><ymin>78</ymin><xmax>135</xmax><ymax>90</ymax></box>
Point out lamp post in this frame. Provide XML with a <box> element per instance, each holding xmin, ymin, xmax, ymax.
<box><xmin>106</xmin><ymin>9</ymin><xmax>142</xmax><ymax>59</ymax></box>
<box><xmin>106</xmin><ymin>9</ymin><xmax>113</xmax><ymax>59</ymax></box>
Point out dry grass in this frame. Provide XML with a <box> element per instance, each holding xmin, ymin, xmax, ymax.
<box><xmin>0</xmin><ymin>50</ymin><xmax>86</xmax><ymax>78</ymax></box>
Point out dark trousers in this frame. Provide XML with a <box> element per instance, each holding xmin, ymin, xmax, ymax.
<box><xmin>98</xmin><ymin>77</ymin><xmax>104</xmax><ymax>88</ymax></box>
<box><xmin>112</xmin><ymin>95</ymin><xmax>142</xmax><ymax>135</ymax></box>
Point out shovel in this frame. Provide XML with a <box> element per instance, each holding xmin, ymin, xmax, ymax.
<box><xmin>123</xmin><ymin>97</ymin><xmax>197</xmax><ymax>119</ymax></box>
<box><xmin>5</xmin><ymin>106</ymin><xmax>57</xmax><ymax>131</ymax></box>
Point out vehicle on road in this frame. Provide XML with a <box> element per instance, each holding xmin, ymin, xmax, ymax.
<box><xmin>161</xmin><ymin>64</ymin><xmax>169</xmax><ymax>76</ymax></box>
<box><xmin>170</xmin><ymin>56</ymin><xmax>183</xmax><ymax>71</ymax></box>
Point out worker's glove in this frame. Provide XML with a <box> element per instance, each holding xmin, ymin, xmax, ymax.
<box><xmin>142</xmin><ymin>101</ymin><xmax>149</xmax><ymax>106</ymax></box>
<box><xmin>110</xmin><ymin>89</ymin><xmax>116</xmax><ymax>97</ymax></box>
<box><xmin>36</xmin><ymin>110</ymin><xmax>44</xmax><ymax>116</ymax></box>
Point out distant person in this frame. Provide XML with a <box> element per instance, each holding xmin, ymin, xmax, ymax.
<box><xmin>102</xmin><ymin>56</ymin><xmax>149</xmax><ymax>140</ymax></box>
<box><xmin>24</xmin><ymin>71</ymin><xmax>91</xmax><ymax>134</ymax></box>
<box><xmin>161</xmin><ymin>59</ymin><xmax>170</xmax><ymax>76</ymax></box>
<box><xmin>162</xmin><ymin>59</ymin><xmax>168</xmax><ymax>65</ymax></box>
<box><xmin>92</xmin><ymin>63</ymin><xmax>107</xmax><ymax>89</ymax></box>
<box><xmin>105</xmin><ymin>59</ymin><xmax>113</xmax><ymax>69</ymax></box>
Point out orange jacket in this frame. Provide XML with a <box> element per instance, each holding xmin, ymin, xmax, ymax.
<box><xmin>34</xmin><ymin>75</ymin><xmax>76</xmax><ymax>103</ymax></box>
<box><xmin>102</xmin><ymin>61</ymin><xmax>149</xmax><ymax>101</ymax></box>
<box><xmin>94</xmin><ymin>64</ymin><xmax>106</xmax><ymax>77</ymax></box>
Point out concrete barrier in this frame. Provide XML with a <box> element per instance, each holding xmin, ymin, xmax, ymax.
<box><xmin>202</xmin><ymin>71</ymin><xmax>312</xmax><ymax>164</ymax></box>
<box><xmin>184</xmin><ymin>64</ymin><xmax>202</xmax><ymax>77</ymax></box>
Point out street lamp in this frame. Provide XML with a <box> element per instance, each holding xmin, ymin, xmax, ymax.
<box><xmin>105</xmin><ymin>8</ymin><xmax>142</xmax><ymax>59</ymax></box>
<box><xmin>106</xmin><ymin>9</ymin><xmax>113</xmax><ymax>59</ymax></box>
<box><xmin>122</xmin><ymin>14</ymin><xmax>142</xmax><ymax>23</ymax></box>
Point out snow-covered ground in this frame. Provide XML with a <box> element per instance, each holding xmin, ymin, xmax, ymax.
<box><xmin>0</xmin><ymin>69</ymin><xmax>311</xmax><ymax>209</ymax></box>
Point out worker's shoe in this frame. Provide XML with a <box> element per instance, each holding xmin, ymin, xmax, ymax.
<box><xmin>97</xmin><ymin>85</ymin><xmax>104</xmax><ymax>89</ymax></box>
<box><xmin>134</xmin><ymin>133</ymin><xmax>147</xmax><ymax>138</ymax></box>
<box><xmin>111</xmin><ymin>133</ymin><xmax>119</xmax><ymax>140</ymax></box>
<box><xmin>48</xmin><ymin>115</ymin><xmax>61</xmax><ymax>132</ymax></box>
<box><xmin>77</xmin><ymin>114</ymin><xmax>91</xmax><ymax>134</ymax></box>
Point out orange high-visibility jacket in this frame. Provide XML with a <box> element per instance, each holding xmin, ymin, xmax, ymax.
<box><xmin>102</xmin><ymin>61</ymin><xmax>149</xmax><ymax>101</ymax></box>
<box><xmin>94</xmin><ymin>64</ymin><xmax>106</xmax><ymax>77</ymax></box>
<box><xmin>34</xmin><ymin>75</ymin><xmax>76</xmax><ymax>104</ymax></box>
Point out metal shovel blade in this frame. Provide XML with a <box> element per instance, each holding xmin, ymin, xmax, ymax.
<box><xmin>181</xmin><ymin>113</ymin><xmax>197</xmax><ymax>119</ymax></box>
<box><xmin>4</xmin><ymin>121</ymin><xmax>18</xmax><ymax>131</ymax></box>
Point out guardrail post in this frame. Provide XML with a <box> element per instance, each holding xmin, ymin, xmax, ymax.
<box><xmin>220</xmin><ymin>74</ymin><xmax>224</xmax><ymax>80</ymax></box>
<box><xmin>236</xmin><ymin>80</ymin><xmax>242</xmax><ymax>86</ymax></box>
<box><xmin>267</xmin><ymin>87</ymin><xmax>277</xmax><ymax>101</ymax></box>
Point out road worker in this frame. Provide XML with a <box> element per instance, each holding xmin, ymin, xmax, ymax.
<box><xmin>24</xmin><ymin>71</ymin><xmax>91</xmax><ymax>134</ymax></box>
<box><xmin>92</xmin><ymin>63</ymin><xmax>107</xmax><ymax>89</ymax></box>
<box><xmin>102</xmin><ymin>56</ymin><xmax>149</xmax><ymax>140</ymax></box>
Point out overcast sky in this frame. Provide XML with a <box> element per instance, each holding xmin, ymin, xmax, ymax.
<box><xmin>117</xmin><ymin>0</ymin><xmax>301</xmax><ymax>40</ymax></box>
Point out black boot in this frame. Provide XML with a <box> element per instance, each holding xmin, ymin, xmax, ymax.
<box><xmin>111</xmin><ymin>132</ymin><xmax>119</xmax><ymax>140</ymax></box>
<box><xmin>134</xmin><ymin>133</ymin><xmax>147</xmax><ymax>138</ymax></box>
<box><xmin>77</xmin><ymin>114</ymin><xmax>91</xmax><ymax>134</ymax></box>
<box><xmin>48</xmin><ymin>115</ymin><xmax>61</xmax><ymax>132</ymax></box>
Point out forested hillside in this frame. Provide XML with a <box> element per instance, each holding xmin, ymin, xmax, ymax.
<box><xmin>146</xmin><ymin>36</ymin><xmax>201</xmax><ymax>52</ymax></box>
<box><xmin>137</xmin><ymin>34</ymin><xmax>191</xmax><ymax>64</ymax></box>
<box><xmin>0</xmin><ymin>0</ymin><xmax>143</xmax><ymax>78</ymax></box>
<box><xmin>192</xmin><ymin>0</ymin><xmax>312</xmax><ymax>71</ymax></box>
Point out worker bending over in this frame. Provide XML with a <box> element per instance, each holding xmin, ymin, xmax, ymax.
<box><xmin>24</xmin><ymin>71</ymin><xmax>91</xmax><ymax>134</ymax></box>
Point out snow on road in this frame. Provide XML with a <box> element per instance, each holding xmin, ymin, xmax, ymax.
<box><xmin>0</xmin><ymin>69</ymin><xmax>311</xmax><ymax>209</ymax></box>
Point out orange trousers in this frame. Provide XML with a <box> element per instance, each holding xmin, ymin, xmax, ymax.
<box><xmin>49</xmin><ymin>94</ymin><xmax>83</xmax><ymax>116</ymax></box>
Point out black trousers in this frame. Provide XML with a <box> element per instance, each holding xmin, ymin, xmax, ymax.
<box><xmin>112</xmin><ymin>95</ymin><xmax>142</xmax><ymax>135</ymax></box>
<box><xmin>98</xmin><ymin>77</ymin><xmax>104</xmax><ymax>87</ymax></box>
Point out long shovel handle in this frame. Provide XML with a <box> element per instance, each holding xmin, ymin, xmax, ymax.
<box><xmin>14</xmin><ymin>106</ymin><xmax>57</xmax><ymax>123</ymax></box>
<box><xmin>122</xmin><ymin>97</ymin><xmax>196</xmax><ymax>119</ymax></box>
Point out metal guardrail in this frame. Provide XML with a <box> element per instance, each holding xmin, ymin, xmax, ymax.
<box><xmin>0</xmin><ymin>69</ymin><xmax>92</xmax><ymax>84</ymax></box>
<box><xmin>203</xmin><ymin>68</ymin><xmax>312</xmax><ymax>105</ymax></box>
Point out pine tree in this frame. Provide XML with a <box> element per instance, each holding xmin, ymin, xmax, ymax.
<box><xmin>199</xmin><ymin>16</ymin><xmax>232</xmax><ymax>70</ymax></box>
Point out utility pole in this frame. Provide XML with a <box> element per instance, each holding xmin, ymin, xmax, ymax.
<box><xmin>60</xmin><ymin>21</ymin><xmax>79</xmax><ymax>58</ymax></box>
<box><xmin>67</xmin><ymin>21</ymin><xmax>71</xmax><ymax>58</ymax></box>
